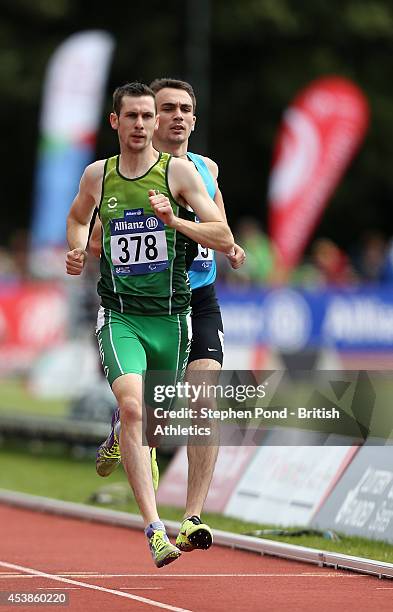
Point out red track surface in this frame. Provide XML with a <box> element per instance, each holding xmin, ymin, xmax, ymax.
<box><xmin>0</xmin><ymin>504</ymin><xmax>391</xmax><ymax>612</ymax></box>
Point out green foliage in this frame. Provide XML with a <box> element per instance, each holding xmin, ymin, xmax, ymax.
<box><xmin>2</xmin><ymin>0</ymin><xmax>393</xmax><ymax>246</ymax></box>
<box><xmin>345</xmin><ymin>1</ymin><xmax>393</xmax><ymax>37</ymax></box>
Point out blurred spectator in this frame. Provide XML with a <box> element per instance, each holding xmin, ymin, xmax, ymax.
<box><xmin>0</xmin><ymin>229</ymin><xmax>33</xmax><ymax>282</ymax></box>
<box><xmin>352</xmin><ymin>230</ymin><xmax>386</xmax><ymax>283</ymax></box>
<box><xmin>9</xmin><ymin>229</ymin><xmax>31</xmax><ymax>280</ymax></box>
<box><xmin>289</xmin><ymin>259</ymin><xmax>321</xmax><ymax>287</ymax></box>
<box><xmin>379</xmin><ymin>238</ymin><xmax>393</xmax><ymax>283</ymax></box>
<box><xmin>0</xmin><ymin>246</ymin><xmax>18</xmax><ymax>282</ymax></box>
<box><xmin>218</xmin><ymin>216</ymin><xmax>278</xmax><ymax>285</ymax></box>
<box><xmin>309</xmin><ymin>238</ymin><xmax>357</xmax><ymax>286</ymax></box>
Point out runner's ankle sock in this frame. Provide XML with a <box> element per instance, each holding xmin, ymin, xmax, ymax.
<box><xmin>145</xmin><ymin>520</ymin><xmax>168</xmax><ymax>540</ymax></box>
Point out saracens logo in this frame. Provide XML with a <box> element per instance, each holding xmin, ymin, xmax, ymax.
<box><xmin>146</xmin><ymin>217</ymin><xmax>159</xmax><ymax>230</ymax></box>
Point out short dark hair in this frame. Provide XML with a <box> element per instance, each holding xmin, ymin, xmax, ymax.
<box><xmin>149</xmin><ymin>78</ymin><xmax>196</xmax><ymax>113</ymax></box>
<box><xmin>112</xmin><ymin>82</ymin><xmax>155</xmax><ymax>116</ymax></box>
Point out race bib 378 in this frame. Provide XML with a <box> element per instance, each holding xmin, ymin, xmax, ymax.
<box><xmin>110</xmin><ymin>208</ymin><xmax>169</xmax><ymax>275</ymax></box>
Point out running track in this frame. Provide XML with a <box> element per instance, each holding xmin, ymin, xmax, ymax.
<box><xmin>0</xmin><ymin>505</ymin><xmax>391</xmax><ymax>611</ymax></box>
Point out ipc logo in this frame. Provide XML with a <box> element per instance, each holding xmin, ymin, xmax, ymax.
<box><xmin>146</xmin><ymin>217</ymin><xmax>159</xmax><ymax>230</ymax></box>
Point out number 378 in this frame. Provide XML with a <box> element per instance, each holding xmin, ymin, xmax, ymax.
<box><xmin>117</xmin><ymin>234</ymin><xmax>158</xmax><ymax>263</ymax></box>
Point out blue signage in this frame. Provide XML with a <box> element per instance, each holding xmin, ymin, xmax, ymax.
<box><xmin>217</xmin><ymin>285</ymin><xmax>393</xmax><ymax>351</ymax></box>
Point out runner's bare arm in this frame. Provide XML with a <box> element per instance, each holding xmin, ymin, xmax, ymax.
<box><xmin>157</xmin><ymin>158</ymin><xmax>234</xmax><ymax>253</ymax></box>
<box><xmin>204</xmin><ymin>158</ymin><xmax>246</xmax><ymax>268</ymax></box>
<box><xmin>89</xmin><ymin>216</ymin><xmax>103</xmax><ymax>258</ymax></box>
<box><xmin>66</xmin><ymin>161</ymin><xmax>104</xmax><ymax>275</ymax></box>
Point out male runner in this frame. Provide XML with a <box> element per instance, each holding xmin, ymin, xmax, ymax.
<box><xmin>94</xmin><ymin>79</ymin><xmax>245</xmax><ymax>554</ymax></box>
<box><xmin>66</xmin><ymin>82</ymin><xmax>234</xmax><ymax>568</ymax></box>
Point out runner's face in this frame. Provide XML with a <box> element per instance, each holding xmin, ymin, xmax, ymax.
<box><xmin>155</xmin><ymin>88</ymin><xmax>196</xmax><ymax>146</ymax></box>
<box><xmin>111</xmin><ymin>95</ymin><xmax>158</xmax><ymax>151</ymax></box>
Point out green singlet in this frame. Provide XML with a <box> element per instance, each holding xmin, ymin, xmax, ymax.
<box><xmin>98</xmin><ymin>152</ymin><xmax>194</xmax><ymax>316</ymax></box>
<box><xmin>95</xmin><ymin>152</ymin><xmax>194</xmax><ymax>386</ymax></box>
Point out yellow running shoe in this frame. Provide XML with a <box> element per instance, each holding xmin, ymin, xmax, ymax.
<box><xmin>176</xmin><ymin>516</ymin><xmax>213</xmax><ymax>552</ymax></box>
<box><xmin>96</xmin><ymin>408</ymin><xmax>121</xmax><ymax>477</ymax></box>
<box><xmin>148</xmin><ymin>530</ymin><xmax>181</xmax><ymax>568</ymax></box>
<box><xmin>96</xmin><ymin>410</ymin><xmax>159</xmax><ymax>491</ymax></box>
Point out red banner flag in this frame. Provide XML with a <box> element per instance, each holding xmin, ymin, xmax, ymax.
<box><xmin>268</xmin><ymin>76</ymin><xmax>369</xmax><ymax>269</ymax></box>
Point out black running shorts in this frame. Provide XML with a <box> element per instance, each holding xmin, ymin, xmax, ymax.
<box><xmin>188</xmin><ymin>283</ymin><xmax>224</xmax><ymax>366</ymax></box>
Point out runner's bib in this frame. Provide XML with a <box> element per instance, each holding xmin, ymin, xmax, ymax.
<box><xmin>190</xmin><ymin>244</ymin><xmax>214</xmax><ymax>271</ymax></box>
<box><xmin>110</xmin><ymin>208</ymin><xmax>169</xmax><ymax>275</ymax></box>
<box><xmin>189</xmin><ymin>215</ymin><xmax>213</xmax><ymax>271</ymax></box>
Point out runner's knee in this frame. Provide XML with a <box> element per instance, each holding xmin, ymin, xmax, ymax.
<box><xmin>119</xmin><ymin>396</ymin><xmax>142</xmax><ymax>423</ymax></box>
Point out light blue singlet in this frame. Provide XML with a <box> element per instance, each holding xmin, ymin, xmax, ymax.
<box><xmin>187</xmin><ymin>152</ymin><xmax>217</xmax><ymax>290</ymax></box>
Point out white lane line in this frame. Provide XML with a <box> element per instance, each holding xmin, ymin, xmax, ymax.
<box><xmin>0</xmin><ymin>561</ymin><xmax>191</xmax><ymax>612</ymax></box>
<box><xmin>37</xmin><ymin>587</ymin><xmax>80</xmax><ymax>590</ymax></box>
<box><xmin>0</xmin><ymin>572</ymin><xmax>362</xmax><ymax>578</ymax></box>
<box><xmin>0</xmin><ymin>572</ymin><xmax>102</xmax><ymax>580</ymax></box>
<box><xmin>36</xmin><ymin>587</ymin><xmax>163</xmax><ymax>592</ymax></box>
<box><xmin>0</xmin><ymin>572</ymin><xmax>100</xmax><ymax>577</ymax></box>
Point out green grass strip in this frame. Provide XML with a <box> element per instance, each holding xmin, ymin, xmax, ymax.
<box><xmin>0</xmin><ymin>380</ymin><xmax>67</xmax><ymax>417</ymax></box>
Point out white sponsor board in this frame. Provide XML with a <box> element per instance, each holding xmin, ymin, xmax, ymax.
<box><xmin>312</xmin><ymin>445</ymin><xmax>393</xmax><ymax>542</ymax></box>
<box><xmin>224</xmin><ymin>443</ymin><xmax>357</xmax><ymax>526</ymax></box>
<box><xmin>157</xmin><ymin>445</ymin><xmax>257</xmax><ymax>513</ymax></box>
